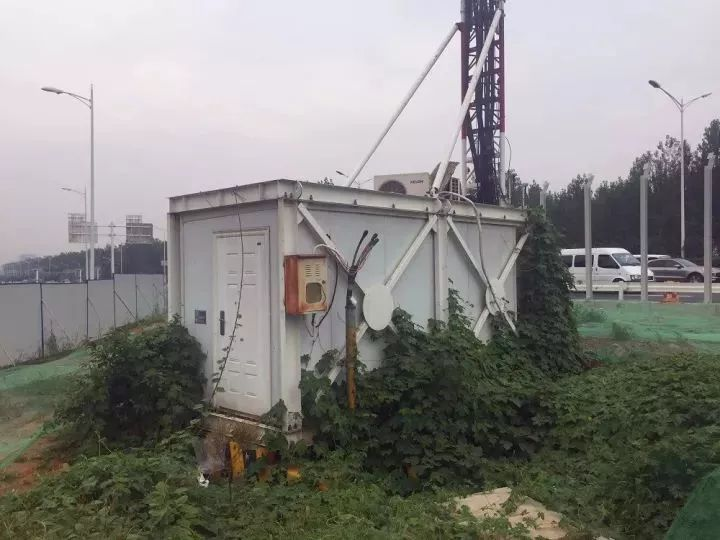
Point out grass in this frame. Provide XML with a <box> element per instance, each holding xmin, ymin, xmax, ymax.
<box><xmin>0</xmin><ymin>349</ymin><xmax>85</xmax><ymax>466</ymax></box>
<box><xmin>575</xmin><ymin>300</ymin><xmax>720</xmax><ymax>352</ymax></box>
<box><xmin>486</xmin><ymin>352</ymin><xmax>720</xmax><ymax>539</ymax></box>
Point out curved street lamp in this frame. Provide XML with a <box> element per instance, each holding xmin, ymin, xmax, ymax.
<box><xmin>42</xmin><ymin>84</ymin><xmax>96</xmax><ymax>279</ymax></box>
<box><xmin>648</xmin><ymin>80</ymin><xmax>712</xmax><ymax>258</ymax></box>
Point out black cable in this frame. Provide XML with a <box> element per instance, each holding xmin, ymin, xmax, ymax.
<box><xmin>351</xmin><ymin>230</ymin><xmax>368</xmax><ymax>267</ymax></box>
<box><xmin>315</xmin><ymin>256</ymin><xmax>339</xmax><ymax>330</ymax></box>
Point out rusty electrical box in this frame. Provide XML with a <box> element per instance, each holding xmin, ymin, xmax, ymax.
<box><xmin>284</xmin><ymin>255</ymin><xmax>328</xmax><ymax>314</ymax></box>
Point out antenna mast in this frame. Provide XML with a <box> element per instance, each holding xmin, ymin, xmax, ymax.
<box><xmin>461</xmin><ymin>0</ymin><xmax>505</xmax><ymax>204</ymax></box>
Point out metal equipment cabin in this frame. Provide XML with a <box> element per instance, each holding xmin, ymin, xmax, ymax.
<box><xmin>167</xmin><ymin>180</ymin><xmax>526</xmax><ymax>432</ymax></box>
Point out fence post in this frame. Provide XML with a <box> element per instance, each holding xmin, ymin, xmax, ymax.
<box><xmin>112</xmin><ymin>274</ymin><xmax>117</xmax><ymax>328</ymax></box>
<box><xmin>583</xmin><ymin>177</ymin><xmax>593</xmax><ymax>300</ymax></box>
<box><xmin>618</xmin><ymin>282</ymin><xmax>624</xmax><ymax>301</ymax></box>
<box><xmin>134</xmin><ymin>274</ymin><xmax>139</xmax><ymax>321</ymax></box>
<box><xmin>640</xmin><ymin>163</ymin><xmax>650</xmax><ymax>303</ymax></box>
<box><xmin>39</xmin><ymin>283</ymin><xmax>45</xmax><ymax>358</ymax></box>
<box><xmin>704</xmin><ymin>153</ymin><xmax>715</xmax><ymax>304</ymax></box>
<box><xmin>86</xmin><ymin>280</ymin><xmax>90</xmax><ymax>339</ymax></box>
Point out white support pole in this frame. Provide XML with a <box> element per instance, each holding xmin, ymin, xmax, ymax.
<box><xmin>499</xmin><ymin>132</ymin><xmax>506</xmax><ymax>198</ymax></box>
<box><xmin>584</xmin><ymin>177</ymin><xmax>593</xmax><ymax>300</ymax></box>
<box><xmin>640</xmin><ymin>163</ymin><xmax>650</xmax><ymax>302</ymax></box>
<box><xmin>460</xmin><ymin>136</ymin><xmax>468</xmax><ymax>196</ymax></box>
<box><xmin>430</xmin><ymin>3</ymin><xmax>504</xmax><ymax>194</ymax></box>
<box><xmin>433</xmin><ymin>216</ymin><xmax>449</xmax><ymax>322</ymax></box>
<box><xmin>346</xmin><ymin>23</ymin><xmax>459</xmax><ymax>187</ymax></box>
<box><xmin>704</xmin><ymin>153</ymin><xmax>716</xmax><ymax>304</ymax></box>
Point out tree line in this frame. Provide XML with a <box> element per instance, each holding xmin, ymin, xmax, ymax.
<box><xmin>1</xmin><ymin>240</ymin><xmax>165</xmax><ymax>282</ymax></box>
<box><xmin>513</xmin><ymin>119</ymin><xmax>720</xmax><ymax>259</ymax></box>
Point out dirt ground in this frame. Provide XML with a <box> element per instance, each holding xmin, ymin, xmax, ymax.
<box><xmin>0</xmin><ymin>350</ymin><xmax>84</xmax><ymax>494</ymax></box>
<box><xmin>0</xmin><ymin>435</ymin><xmax>68</xmax><ymax>496</ymax></box>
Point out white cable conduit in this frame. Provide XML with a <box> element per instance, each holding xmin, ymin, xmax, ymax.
<box><xmin>346</xmin><ymin>23</ymin><xmax>460</xmax><ymax>187</ymax></box>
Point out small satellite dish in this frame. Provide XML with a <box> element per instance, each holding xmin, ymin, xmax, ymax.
<box><xmin>362</xmin><ymin>284</ymin><xmax>394</xmax><ymax>330</ymax></box>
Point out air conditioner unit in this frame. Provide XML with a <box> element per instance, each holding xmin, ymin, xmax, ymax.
<box><xmin>284</xmin><ymin>255</ymin><xmax>328</xmax><ymax>315</ymax></box>
<box><xmin>374</xmin><ymin>172</ymin><xmax>431</xmax><ymax>197</ymax></box>
<box><xmin>429</xmin><ymin>161</ymin><xmax>461</xmax><ymax>196</ymax></box>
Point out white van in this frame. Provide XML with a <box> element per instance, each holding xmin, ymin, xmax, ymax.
<box><xmin>560</xmin><ymin>248</ymin><xmax>654</xmax><ymax>285</ymax></box>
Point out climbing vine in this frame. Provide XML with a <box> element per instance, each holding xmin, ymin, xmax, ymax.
<box><xmin>300</xmin><ymin>209</ymin><xmax>586</xmax><ymax>487</ymax></box>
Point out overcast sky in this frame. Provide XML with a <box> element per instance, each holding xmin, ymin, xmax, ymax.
<box><xmin>1</xmin><ymin>0</ymin><xmax>718</xmax><ymax>263</ymax></box>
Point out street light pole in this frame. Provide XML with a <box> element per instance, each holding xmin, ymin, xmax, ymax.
<box><xmin>648</xmin><ymin>80</ymin><xmax>712</xmax><ymax>258</ymax></box>
<box><xmin>43</xmin><ymin>84</ymin><xmax>96</xmax><ymax>279</ymax></box>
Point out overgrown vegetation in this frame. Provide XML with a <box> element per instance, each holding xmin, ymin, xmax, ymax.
<box><xmin>573</xmin><ymin>303</ymin><xmax>608</xmax><ymax>324</ymax></box>
<box><xmin>610</xmin><ymin>321</ymin><xmax>633</xmax><ymax>341</ymax></box>
<box><xmin>301</xmin><ymin>210</ymin><xmax>586</xmax><ymax>488</ymax></box>
<box><xmin>56</xmin><ymin>317</ymin><xmax>205</xmax><ymax>450</ymax></box>
<box><xmin>302</xmin><ymin>305</ymin><xmax>555</xmax><ymax>489</ymax></box>
<box><xmin>489</xmin><ymin>352</ymin><xmax>720</xmax><ymax>539</ymax></box>
<box><xmin>0</xmin><ymin>432</ymin><xmax>532</xmax><ymax>539</ymax></box>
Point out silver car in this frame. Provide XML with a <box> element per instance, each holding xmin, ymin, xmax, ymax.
<box><xmin>647</xmin><ymin>258</ymin><xmax>720</xmax><ymax>283</ymax></box>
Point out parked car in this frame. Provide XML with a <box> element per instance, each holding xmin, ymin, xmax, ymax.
<box><xmin>632</xmin><ymin>254</ymin><xmax>671</xmax><ymax>262</ymax></box>
<box><xmin>647</xmin><ymin>258</ymin><xmax>720</xmax><ymax>282</ymax></box>
<box><xmin>561</xmin><ymin>248</ymin><xmax>654</xmax><ymax>284</ymax></box>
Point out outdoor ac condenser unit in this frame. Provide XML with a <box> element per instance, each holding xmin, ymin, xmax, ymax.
<box><xmin>374</xmin><ymin>173</ymin><xmax>431</xmax><ymax>196</ymax></box>
<box><xmin>284</xmin><ymin>255</ymin><xmax>328</xmax><ymax>315</ymax></box>
<box><xmin>374</xmin><ymin>163</ymin><xmax>462</xmax><ymax>197</ymax></box>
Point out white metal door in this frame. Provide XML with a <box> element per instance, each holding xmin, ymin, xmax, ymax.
<box><xmin>214</xmin><ymin>230</ymin><xmax>271</xmax><ymax>417</ymax></box>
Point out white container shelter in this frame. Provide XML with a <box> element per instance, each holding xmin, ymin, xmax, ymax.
<box><xmin>168</xmin><ymin>180</ymin><xmax>526</xmax><ymax>431</ymax></box>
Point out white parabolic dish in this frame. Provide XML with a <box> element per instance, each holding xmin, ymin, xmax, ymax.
<box><xmin>362</xmin><ymin>284</ymin><xmax>394</xmax><ymax>330</ymax></box>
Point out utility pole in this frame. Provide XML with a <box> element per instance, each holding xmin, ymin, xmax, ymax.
<box><xmin>583</xmin><ymin>176</ymin><xmax>593</xmax><ymax>300</ymax></box>
<box><xmin>704</xmin><ymin>153</ymin><xmax>716</xmax><ymax>304</ymax></box>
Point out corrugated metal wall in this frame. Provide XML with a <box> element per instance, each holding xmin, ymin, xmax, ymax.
<box><xmin>0</xmin><ymin>274</ymin><xmax>166</xmax><ymax>367</ymax></box>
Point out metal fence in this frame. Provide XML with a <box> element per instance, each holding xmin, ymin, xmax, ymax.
<box><xmin>0</xmin><ymin>274</ymin><xmax>166</xmax><ymax>367</ymax></box>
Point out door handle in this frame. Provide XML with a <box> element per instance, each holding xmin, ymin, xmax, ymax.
<box><xmin>219</xmin><ymin>310</ymin><xmax>225</xmax><ymax>336</ymax></box>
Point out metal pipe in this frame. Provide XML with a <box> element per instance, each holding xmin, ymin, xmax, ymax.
<box><xmin>460</xmin><ymin>136</ymin><xmax>467</xmax><ymax>196</ymax></box>
<box><xmin>89</xmin><ymin>84</ymin><xmax>96</xmax><ymax>279</ymax></box>
<box><xmin>346</xmin><ymin>23</ymin><xmax>459</xmax><ymax>187</ymax></box>
<box><xmin>345</xmin><ymin>296</ymin><xmax>357</xmax><ymax>410</ymax></box>
<box><xmin>499</xmin><ymin>132</ymin><xmax>506</xmax><ymax>199</ymax></box>
<box><xmin>430</xmin><ymin>3</ymin><xmax>504</xmax><ymax>194</ymax></box>
<box><xmin>640</xmin><ymin>163</ymin><xmax>650</xmax><ymax>302</ymax></box>
<box><xmin>583</xmin><ymin>177</ymin><xmax>593</xmax><ymax>300</ymax></box>
<box><xmin>704</xmin><ymin>153</ymin><xmax>716</xmax><ymax>304</ymax></box>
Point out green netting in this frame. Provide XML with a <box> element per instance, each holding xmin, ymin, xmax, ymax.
<box><xmin>575</xmin><ymin>300</ymin><xmax>720</xmax><ymax>352</ymax></box>
<box><xmin>666</xmin><ymin>466</ymin><xmax>720</xmax><ymax>539</ymax></box>
<box><xmin>0</xmin><ymin>349</ymin><xmax>86</xmax><ymax>467</ymax></box>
